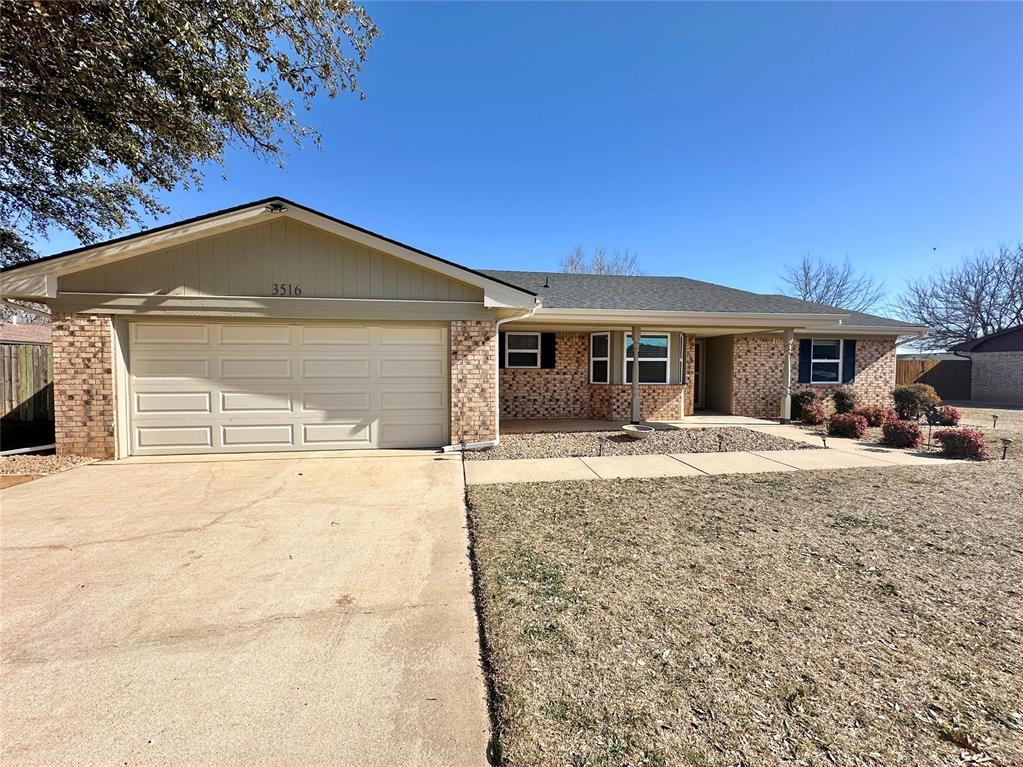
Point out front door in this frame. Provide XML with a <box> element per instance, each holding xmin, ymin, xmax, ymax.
<box><xmin>694</xmin><ymin>339</ymin><xmax>705</xmax><ymax>410</ymax></box>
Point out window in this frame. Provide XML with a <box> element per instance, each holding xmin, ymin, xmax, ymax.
<box><xmin>810</xmin><ymin>339</ymin><xmax>842</xmax><ymax>383</ymax></box>
<box><xmin>590</xmin><ymin>333</ymin><xmax>609</xmax><ymax>383</ymax></box>
<box><xmin>624</xmin><ymin>333</ymin><xmax>669</xmax><ymax>384</ymax></box>
<box><xmin>505</xmin><ymin>332</ymin><xmax>540</xmax><ymax>368</ymax></box>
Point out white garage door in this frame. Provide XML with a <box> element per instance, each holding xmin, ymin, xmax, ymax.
<box><xmin>128</xmin><ymin>322</ymin><xmax>449</xmax><ymax>455</ymax></box>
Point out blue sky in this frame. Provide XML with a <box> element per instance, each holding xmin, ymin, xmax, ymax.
<box><xmin>41</xmin><ymin>2</ymin><xmax>1023</xmax><ymax>308</ymax></box>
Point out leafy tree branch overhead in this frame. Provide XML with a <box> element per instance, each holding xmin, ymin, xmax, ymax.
<box><xmin>0</xmin><ymin>0</ymin><xmax>378</xmax><ymax>267</ymax></box>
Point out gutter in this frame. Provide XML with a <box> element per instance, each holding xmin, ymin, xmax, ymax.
<box><xmin>442</xmin><ymin>298</ymin><xmax>542</xmax><ymax>453</ymax></box>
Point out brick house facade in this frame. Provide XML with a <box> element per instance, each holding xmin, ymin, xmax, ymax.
<box><xmin>52</xmin><ymin>313</ymin><xmax>117</xmax><ymax>460</ymax></box>
<box><xmin>450</xmin><ymin>319</ymin><xmax>499</xmax><ymax>444</ymax></box>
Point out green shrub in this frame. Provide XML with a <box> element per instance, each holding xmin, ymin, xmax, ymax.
<box><xmin>881</xmin><ymin>420</ymin><xmax>924</xmax><ymax>449</ymax></box>
<box><xmin>791</xmin><ymin>389</ymin><xmax>817</xmax><ymax>420</ymax></box>
<box><xmin>891</xmin><ymin>384</ymin><xmax>940</xmax><ymax>420</ymax></box>
<box><xmin>831</xmin><ymin>387</ymin><xmax>857</xmax><ymax>414</ymax></box>
<box><xmin>934</xmin><ymin>428</ymin><xmax>988</xmax><ymax>459</ymax></box>
<box><xmin>829</xmin><ymin>413</ymin><xmax>869</xmax><ymax>438</ymax></box>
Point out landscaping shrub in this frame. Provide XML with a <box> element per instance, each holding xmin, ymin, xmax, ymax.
<box><xmin>828</xmin><ymin>413</ymin><xmax>869</xmax><ymax>438</ymax></box>
<box><xmin>800</xmin><ymin>402</ymin><xmax>827</xmax><ymax>425</ymax></box>
<box><xmin>831</xmin><ymin>387</ymin><xmax>857</xmax><ymax>414</ymax></box>
<box><xmin>882</xmin><ymin>420</ymin><xmax>924</xmax><ymax>449</ymax></box>
<box><xmin>934</xmin><ymin>428</ymin><xmax>988</xmax><ymax>460</ymax></box>
<box><xmin>892</xmin><ymin>384</ymin><xmax>940</xmax><ymax>420</ymax></box>
<box><xmin>854</xmin><ymin>406</ymin><xmax>897</xmax><ymax>427</ymax></box>
<box><xmin>791</xmin><ymin>389</ymin><xmax>817</xmax><ymax>420</ymax></box>
<box><xmin>932</xmin><ymin>406</ymin><xmax>961</xmax><ymax>426</ymax></box>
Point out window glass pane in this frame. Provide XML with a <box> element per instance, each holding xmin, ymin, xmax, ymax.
<box><xmin>626</xmin><ymin>334</ymin><xmax>668</xmax><ymax>359</ymax></box>
<box><xmin>812</xmin><ymin>340</ymin><xmax>840</xmax><ymax>360</ymax></box>
<box><xmin>591</xmin><ymin>360</ymin><xmax>608</xmax><ymax>383</ymax></box>
<box><xmin>591</xmin><ymin>334</ymin><xmax>609</xmax><ymax>358</ymax></box>
<box><xmin>507</xmin><ymin>351</ymin><xmax>538</xmax><ymax>367</ymax></box>
<box><xmin>508</xmin><ymin>333</ymin><xmax>539</xmax><ymax>350</ymax></box>
<box><xmin>626</xmin><ymin>360</ymin><xmax>668</xmax><ymax>384</ymax></box>
<box><xmin>811</xmin><ymin>361</ymin><xmax>840</xmax><ymax>382</ymax></box>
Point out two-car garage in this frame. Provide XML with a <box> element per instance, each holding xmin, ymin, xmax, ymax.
<box><xmin>127</xmin><ymin>321</ymin><xmax>450</xmax><ymax>455</ymax></box>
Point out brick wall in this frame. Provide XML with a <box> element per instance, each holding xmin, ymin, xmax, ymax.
<box><xmin>52</xmin><ymin>313</ymin><xmax>116</xmax><ymax>459</ymax></box>
<box><xmin>588</xmin><ymin>384</ymin><xmax>685</xmax><ymax>420</ymax></box>
<box><xmin>450</xmin><ymin>319</ymin><xmax>498</xmax><ymax>443</ymax></box>
<box><xmin>971</xmin><ymin>352</ymin><xmax>1023</xmax><ymax>404</ymax></box>
<box><xmin>500</xmin><ymin>332</ymin><xmax>589</xmax><ymax>418</ymax></box>
<box><xmin>732</xmin><ymin>336</ymin><xmax>897</xmax><ymax>419</ymax></box>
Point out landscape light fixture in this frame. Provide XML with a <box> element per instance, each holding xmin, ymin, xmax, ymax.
<box><xmin>717</xmin><ymin>433</ymin><xmax>725</xmax><ymax>452</ymax></box>
<box><xmin>597</xmin><ymin>436</ymin><xmax>606</xmax><ymax>457</ymax></box>
<box><xmin>1002</xmin><ymin>437</ymin><xmax>1014</xmax><ymax>461</ymax></box>
<box><xmin>992</xmin><ymin>414</ymin><xmax>999</xmax><ymax>429</ymax></box>
<box><xmin>818</xmin><ymin>431</ymin><xmax>828</xmax><ymax>449</ymax></box>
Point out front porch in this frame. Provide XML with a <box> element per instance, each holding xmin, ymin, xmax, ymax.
<box><xmin>500</xmin><ymin>414</ymin><xmax>777</xmax><ymax>434</ymax></box>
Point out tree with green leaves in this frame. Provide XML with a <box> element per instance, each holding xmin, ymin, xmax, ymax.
<box><xmin>0</xmin><ymin>0</ymin><xmax>378</xmax><ymax>268</ymax></box>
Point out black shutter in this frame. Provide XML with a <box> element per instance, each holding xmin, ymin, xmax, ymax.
<box><xmin>498</xmin><ymin>332</ymin><xmax>506</xmax><ymax>369</ymax></box>
<box><xmin>797</xmin><ymin>339</ymin><xmax>812</xmax><ymax>383</ymax></box>
<box><xmin>841</xmin><ymin>339</ymin><xmax>856</xmax><ymax>383</ymax></box>
<box><xmin>540</xmin><ymin>333</ymin><xmax>557</xmax><ymax>369</ymax></box>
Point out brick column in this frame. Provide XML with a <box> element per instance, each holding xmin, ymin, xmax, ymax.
<box><xmin>52</xmin><ymin>313</ymin><xmax>116</xmax><ymax>459</ymax></box>
<box><xmin>450</xmin><ymin>319</ymin><xmax>498</xmax><ymax>444</ymax></box>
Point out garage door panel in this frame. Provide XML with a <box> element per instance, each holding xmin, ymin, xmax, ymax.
<box><xmin>129</xmin><ymin>322</ymin><xmax>448</xmax><ymax>455</ymax></box>
<box><xmin>220</xmin><ymin>357</ymin><xmax>292</xmax><ymax>379</ymax></box>
<box><xmin>222</xmin><ymin>424</ymin><xmax>295</xmax><ymax>447</ymax></box>
<box><xmin>220</xmin><ymin>391</ymin><xmax>293</xmax><ymax>412</ymax></box>
<box><xmin>301</xmin><ymin>390</ymin><xmax>372</xmax><ymax>412</ymax></box>
<box><xmin>135</xmin><ymin>391</ymin><xmax>212</xmax><ymax>414</ymax></box>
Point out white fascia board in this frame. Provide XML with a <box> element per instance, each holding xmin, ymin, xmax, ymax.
<box><xmin>524</xmin><ymin>307</ymin><xmax>850</xmax><ymax>328</ymax></box>
<box><xmin>0</xmin><ymin>272</ymin><xmax>58</xmax><ymax>300</ymax></box>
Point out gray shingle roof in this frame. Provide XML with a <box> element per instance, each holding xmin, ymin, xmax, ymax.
<box><xmin>481</xmin><ymin>270</ymin><xmax>918</xmax><ymax>329</ymax></box>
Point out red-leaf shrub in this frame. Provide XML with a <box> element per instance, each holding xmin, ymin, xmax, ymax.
<box><xmin>881</xmin><ymin>420</ymin><xmax>924</xmax><ymax>449</ymax></box>
<box><xmin>932</xmin><ymin>406</ymin><xmax>961</xmax><ymax>426</ymax></box>
<box><xmin>855</xmin><ymin>406</ymin><xmax>898</xmax><ymax>427</ymax></box>
<box><xmin>934</xmin><ymin>428</ymin><xmax>988</xmax><ymax>459</ymax></box>
<box><xmin>800</xmin><ymin>402</ymin><xmax>827</xmax><ymax>425</ymax></box>
<box><xmin>829</xmin><ymin>413</ymin><xmax>869</xmax><ymax>438</ymax></box>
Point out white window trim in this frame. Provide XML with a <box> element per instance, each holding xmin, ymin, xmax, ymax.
<box><xmin>809</xmin><ymin>339</ymin><xmax>843</xmax><ymax>384</ymax></box>
<box><xmin>505</xmin><ymin>331</ymin><xmax>541</xmax><ymax>368</ymax></box>
<box><xmin>589</xmin><ymin>332</ymin><xmax>610</xmax><ymax>384</ymax></box>
<box><xmin>623</xmin><ymin>332</ymin><xmax>671</xmax><ymax>385</ymax></box>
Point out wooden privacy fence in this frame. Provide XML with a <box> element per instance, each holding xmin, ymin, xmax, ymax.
<box><xmin>896</xmin><ymin>357</ymin><xmax>972</xmax><ymax>401</ymax></box>
<box><xmin>1</xmin><ymin>342</ymin><xmax>54</xmax><ymax>423</ymax></box>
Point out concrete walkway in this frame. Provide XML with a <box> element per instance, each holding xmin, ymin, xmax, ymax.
<box><xmin>465</xmin><ymin>423</ymin><xmax>961</xmax><ymax>485</ymax></box>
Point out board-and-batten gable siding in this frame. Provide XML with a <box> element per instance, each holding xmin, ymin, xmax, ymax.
<box><xmin>59</xmin><ymin>219</ymin><xmax>485</xmax><ymax>303</ymax></box>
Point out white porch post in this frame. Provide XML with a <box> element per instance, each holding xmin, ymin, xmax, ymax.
<box><xmin>780</xmin><ymin>328</ymin><xmax>794</xmax><ymax>423</ymax></box>
<box><xmin>631</xmin><ymin>325</ymin><xmax>641</xmax><ymax>423</ymax></box>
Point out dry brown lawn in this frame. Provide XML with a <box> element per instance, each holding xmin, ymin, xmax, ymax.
<box><xmin>468</xmin><ymin>462</ymin><xmax>1023</xmax><ymax>766</ymax></box>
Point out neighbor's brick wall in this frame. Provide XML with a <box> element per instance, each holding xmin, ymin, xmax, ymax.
<box><xmin>52</xmin><ymin>313</ymin><xmax>116</xmax><ymax>459</ymax></box>
<box><xmin>732</xmin><ymin>336</ymin><xmax>898</xmax><ymax>419</ymax></box>
<box><xmin>450</xmin><ymin>319</ymin><xmax>498</xmax><ymax>443</ymax></box>
<box><xmin>971</xmin><ymin>352</ymin><xmax>1023</xmax><ymax>404</ymax></box>
<box><xmin>500</xmin><ymin>332</ymin><xmax>589</xmax><ymax>419</ymax></box>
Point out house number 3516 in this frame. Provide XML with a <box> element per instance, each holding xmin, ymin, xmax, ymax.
<box><xmin>272</xmin><ymin>283</ymin><xmax>302</xmax><ymax>296</ymax></box>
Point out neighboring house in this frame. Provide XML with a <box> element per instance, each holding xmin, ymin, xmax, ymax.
<box><xmin>951</xmin><ymin>326</ymin><xmax>1023</xmax><ymax>404</ymax></box>
<box><xmin>0</xmin><ymin>198</ymin><xmax>927</xmax><ymax>459</ymax></box>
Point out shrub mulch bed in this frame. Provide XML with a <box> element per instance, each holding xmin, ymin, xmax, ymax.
<box><xmin>468</xmin><ymin>462</ymin><xmax>1023</xmax><ymax>766</ymax></box>
<box><xmin>465</xmin><ymin>426</ymin><xmax>818</xmax><ymax>461</ymax></box>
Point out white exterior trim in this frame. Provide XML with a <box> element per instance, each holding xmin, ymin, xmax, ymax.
<box><xmin>505</xmin><ymin>331</ymin><xmax>541</xmax><ymax>368</ymax></box>
<box><xmin>589</xmin><ymin>332</ymin><xmax>610</xmax><ymax>384</ymax></box>
<box><xmin>623</xmin><ymin>332</ymin><xmax>671</xmax><ymax>385</ymax></box>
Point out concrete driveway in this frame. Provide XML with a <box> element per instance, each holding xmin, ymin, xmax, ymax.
<box><xmin>0</xmin><ymin>453</ymin><xmax>489</xmax><ymax>766</ymax></box>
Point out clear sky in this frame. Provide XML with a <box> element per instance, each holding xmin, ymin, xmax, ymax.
<box><xmin>39</xmin><ymin>1</ymin><xmax>1023</xmax><ymax>309</ymax></box>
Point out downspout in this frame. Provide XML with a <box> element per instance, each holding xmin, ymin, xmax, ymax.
<box><xmin>442</xmin><ymin>298</ymin><xmax>540</xmax><ymax>452</ymax></box>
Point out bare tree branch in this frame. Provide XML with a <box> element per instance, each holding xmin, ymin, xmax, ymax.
<box><xmin>561</xmin><ymin>246</ymin><xmax>643</xmax><ymax>276</ymax></box>
<box><xmin>897</xmin><ymin>243</ymin><xmax>1023</xmax><ymax>350</ymax></box>
<box><xmin>778</xmin><ymin>255</ymin><xmax>886</xmax><ymax>313</ymax></box>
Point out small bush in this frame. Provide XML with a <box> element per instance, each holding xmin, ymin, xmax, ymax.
<box><xmin>892</xmin><ymin>384</ymin><xmax>940</xmax><ymax>420</ymax></box>
<box><xmin>881</xmin><ymin>420</ymin><xmax>924</xmax><ymax>449</ymax></box>
<box><xmin>932</xmin><ymin>406</ymin><xmax>961</xmax><ymax>426</ymax></box>
<box><xmin>934</xmin><ymin>428</ymin><xmax>988</xmax><ymax>460</ymax></box>
<box><xmin>855</xmin><ymin>406</ymin><xmax>897</xmax><ymax>427</ymax></box>
<box><xmin>829</xmin><ymin>413</ymin><xmax>869</xmax><ymax>438</ymax></box>
<box><xmin>831</xmin><ymin>387</ymin><xmax>858</xmax><ymax>414</ymax></box>
<box><xmin>791</xmin><ymin>389</ymin><xmax>818</xmax><ymax>420</ymax></box>
<box><xmin>800</xmin><ymin>402</ymin><xmax>828</xmax><ymax>425</ymax></box>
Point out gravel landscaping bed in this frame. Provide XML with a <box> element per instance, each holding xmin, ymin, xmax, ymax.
<box><xmin>468</xmin><ymin>461</ymin><xmax>1023</xmax><ymax>766</ymax></box>
<box><xmin>465</xmin><ymin>426</ymin><xmax>818</xmax><ymax>461</ymax></box>
<box><xmin>0</xmin><ymin>454</ymin><xmax>92</xmax><ymax>475</ymax></box>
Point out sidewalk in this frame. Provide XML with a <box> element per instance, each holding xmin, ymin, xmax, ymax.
<box><xmin>464</xmin><ymin>425</ymin><xmax>961</xmax><ymax>485</ymax></box>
